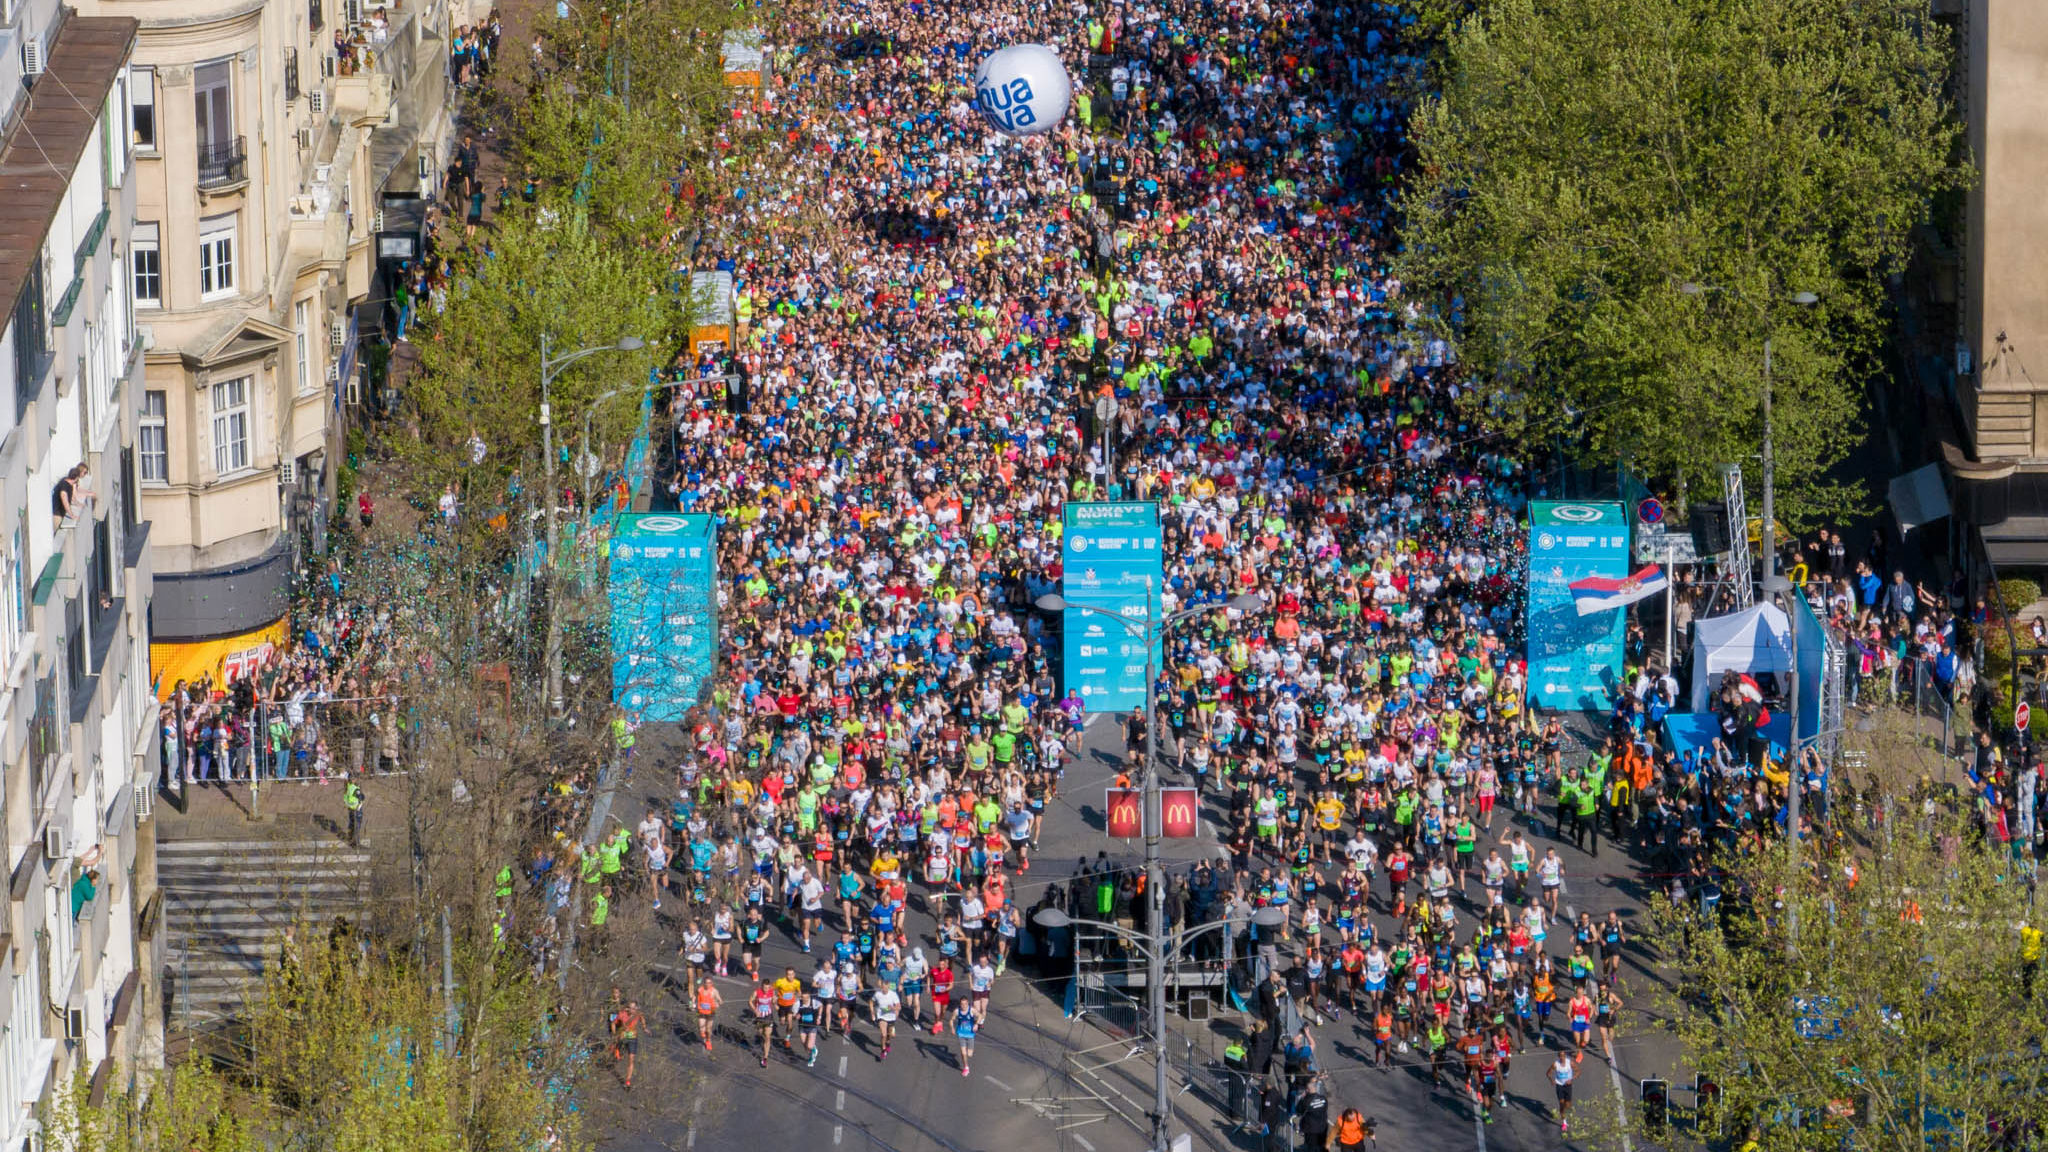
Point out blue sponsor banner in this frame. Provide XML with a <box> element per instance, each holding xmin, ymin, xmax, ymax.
<box><xmin>1526</xmin><ymin>501</ymin><xmax>1629</xmax><ymax>711</ymax></box>
<box><xmin>609</xmin><ymin>513</ymin><xmax>717</xmax><ymax>722</ymax></box>
<box><xmin>1062</xmin><ymin>501</ymin><xmax>1161</xmax><ymax>713</ymax></box>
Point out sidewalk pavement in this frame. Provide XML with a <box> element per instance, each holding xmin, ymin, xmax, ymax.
<box><xmin>153</xmin><ymin>774</ymin><xmax>412</xmax><ymax>845</ymax></box>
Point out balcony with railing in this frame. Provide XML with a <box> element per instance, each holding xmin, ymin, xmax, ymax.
<box><xmin>197</xmin><ymin>136</ymin><xmax>247</xmax><ymax>190</ymax></box>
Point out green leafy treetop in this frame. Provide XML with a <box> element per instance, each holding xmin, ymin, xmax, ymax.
<box><xmin>1590</xmin><ymin>811</ymin><xmax>2048</xmax><ymax>1152</ymax></box>
<box><xmin>1396</xmin><ymin>0</ymin><xmax>1971</xmax><ymax>528</ymax></box>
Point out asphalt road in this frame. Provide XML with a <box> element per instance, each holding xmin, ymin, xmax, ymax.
<box><xmin>581</xmin><ymin>713</ymin><xmax>1689</xmax><ymax>1152</ymax></box>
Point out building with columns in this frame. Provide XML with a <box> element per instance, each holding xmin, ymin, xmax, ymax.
<box><xmin>92</xmin><ymin>0</ymin><xmax>464</xmax><ymax>683</ymax></box>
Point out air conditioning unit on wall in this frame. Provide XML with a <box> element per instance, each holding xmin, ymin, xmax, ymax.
<box><xmin>42</xmin><ymin>824</ymin><xmax>64</xmax><ymax>862</ymax></box>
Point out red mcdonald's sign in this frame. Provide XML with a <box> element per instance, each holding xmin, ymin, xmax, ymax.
<box><xmin>1161</xmin><ymin>787</ymin><xmax>1200</xmax><ymax>839</ymax></box>
<box><xmin>1105</xmin><ymin>788</ymin><xmax>1141</xmax><ymax>839</ymax></box>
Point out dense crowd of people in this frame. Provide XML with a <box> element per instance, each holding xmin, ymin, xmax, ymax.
<box><xmin>557</xmin><ymin>0</ymin><xmax>1704</xmax><ymax>1133</ymax></box>
<box><xmin>156</xmin><ymin>549</ymin><xmax>420</xmax><ymax>791</ymax></box>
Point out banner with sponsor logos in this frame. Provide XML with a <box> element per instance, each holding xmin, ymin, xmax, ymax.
<box><xmin>1106</xmin><ymin>788</ymin><xmax>1141</xmax><ymax>838</ymax></box>
<box><xmin>1526</xmin><ymin>501</ymin><xmax>1629</xmax><ymax>711</ymax></box>
<box><xmin>608</xmin><ymin>513</ymin><xmax>718</xmax><ymax>722</ymax></box>
<box><xmin>1160</xmin><ymin>786</ymin><xmax>1200</xmax><ymax>839</ymax></box>
<box><xmin>1061</xmin><ymin>501</ymin><xmax>1162</xmax><ymax>713</ymax></box>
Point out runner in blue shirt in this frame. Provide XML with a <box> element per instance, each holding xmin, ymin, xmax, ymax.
<box><xmin>952</xmin><ymin>1003</ymin><xmax>977</xmax><ymax>1077</ymax></box>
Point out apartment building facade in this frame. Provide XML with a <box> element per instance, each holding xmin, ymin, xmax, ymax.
<box><xmin>90</xmin><ymin>0</ymin><xmax>465</xmax><ymax>687</ymax></box>
<box><xmin>0</xmin><ymin>1</ymin><xmax>162</xmax><ymax>1138</ymax></box>
<box><xmin>1916</xmin><ymin>0</ymin><xmax>2048</xmax><ymax>570</ymax></box>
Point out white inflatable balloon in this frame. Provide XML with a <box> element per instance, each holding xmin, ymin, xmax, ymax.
<box><xmin>973</xmin><ymin>44</ymin><xmax>1072</xmax><ymax>137</ymax></box>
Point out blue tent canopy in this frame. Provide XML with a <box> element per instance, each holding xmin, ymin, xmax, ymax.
<box><xmin>1662</xmin><ymin>711</ymin><xmax>1791</xmax><ymax>757</ymax></box>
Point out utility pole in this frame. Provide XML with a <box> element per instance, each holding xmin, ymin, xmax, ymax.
<box><xmin>1676</xmin><ymin>283</ymin><xmax>1815</xmax><ymax>589</ymax></box>
<box><xmin>442</xmin><ymin>905</ymin><xmax>458</xmax><ymax>1049</ymax></box>
<box><xmin>1039</xmin><ymin>589</ymin><xmax>1264</xmax><ymax>1152</ymax></box>
<box><xmin>541</xmin><ymin>331</ymin><xmax>561</xmax><ymax>719</ymax></box>
<box><xmin>1763</xmin><ymin>572</ymin><xmax>1802</xmax><ymax>951</ymax></box>
<box><xmin>1140</xmin><ymin>611</ymin><xmax>1167</xmax><ymax>1152</ymax></box>
<box><xmin>537</xmin><ymin>334</ymin><xmax>644</xmax><ymax>719</ymax></box>
<box><xmin>1760</xmin><ymin>337</ymin><xmax>1775</xmax><ymax>583</ymax></box>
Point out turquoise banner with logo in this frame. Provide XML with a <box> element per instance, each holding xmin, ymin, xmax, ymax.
<box><xmin>1061</xmin><ymin>501</ymin><xmax>1162</xmax><ymax>713</ymax></box>
<box><xmin>1526</xmin><ymin>501</ymin><xmax>1630</xmax><ymax>711</ymax></box>
<box><xmin>609</xmin><ymin>513</ymin><xmax>718</xmax><ymax>722</ymax></box>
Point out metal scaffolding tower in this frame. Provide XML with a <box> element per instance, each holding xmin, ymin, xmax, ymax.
<box><xmin>1721</xmin><ymin>464</ymin><xmax>1754</xmax><ymax>609</ymax></box>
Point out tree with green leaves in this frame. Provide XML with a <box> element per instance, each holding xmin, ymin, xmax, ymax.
<box><xmin>1597</xmin><ymin>813</ymin><xmax>2048</xmax><ymax>1151</ymax></box>
<box><xmin>45</xmin><ymin>928</ymin><xmax>589</xmax><ymax>1152</ymax></box>
<box><xmin>397</xmin><ymin>206</ymin><xmax>675</xmax><ymax>513</ymax></box>
<box><xmin>388</xmin><ymin>0</ymin><xmax>768</xmax><ymax>519</ymax></box>
<box><xmin>1396</xmin><ymin>0</ymin><xmax>1971</xmax><ymax>526</ymax></box>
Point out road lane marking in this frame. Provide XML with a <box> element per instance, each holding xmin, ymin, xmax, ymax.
<box><xmin>1073</xmin><ymin>1137</ymin><xmax>1096</xmax><ymax>1152</ymax></box>
<box><xmin>836</xmin><ymin>1089</ymin><xmax>846</xmax><ymax>1111</ymax></box>
<box><xmin>687</xmin><ymin>1096</ymin><xmax>702</xmax><ymax>1148</ymax></box>
<box><xmin>834</xmin><ymin>1126</ymin><xmax>843</xmax><ymax>1146</ymax></box>
<box><xmin>1602</xmin><ymin>1036</ymin><xmax>1634</xmax><ymax>1152</ymax></box>
<box><xmin>838</xmin><ymin>1054</ymin><xmax>849</xmax><ymax>1077</ymax></box>
<box><xmin>984</xmin><ymin>1075</ymin><xmax>1015</xmax><ymax>1091</ymax></box>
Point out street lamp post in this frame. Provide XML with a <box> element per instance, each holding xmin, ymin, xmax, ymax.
<box><xmin>1677</xmin><ymin>283</ymin><xmax>1819</xmax><ymax>584</ymax></box>
<box><xmin>1033</xmin><ymin>904</ymin><xmax>1289</xmax><ymax>1141</ymax></box>
<box><xmin>1035</xmin><ymin>590</ymin><xmax>1265</xmax><ymax>1152</ymax></box>
<box><xmin>1761</xmin><ymin>571</ymin><xmax>1803</xmax><ymax>950</ymax></box>
<box><xmin>538</xmin><ymin>333</ymin><xmax>644</xmax><ymax>719</ymax></box>
<box><xmin>577</xmin><ymin>372</ymin><xmax>742</xmax><ymax>516</ymax></box>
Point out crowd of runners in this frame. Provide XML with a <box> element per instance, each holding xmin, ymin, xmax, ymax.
<box><xmin>565</xmin><ymin>0</ymin><xmax>1697</xmax><ymax>1136</ymax></box>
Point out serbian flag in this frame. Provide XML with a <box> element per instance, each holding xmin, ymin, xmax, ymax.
<box><xmin>1570</xmin><ymin>565</ymin><xmax>1668</xmax><ymax>616</ymax></box>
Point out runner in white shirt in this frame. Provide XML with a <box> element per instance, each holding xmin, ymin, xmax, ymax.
<box><xmin>967</xmin><ymin>957</ymin><xmax>996</xmax><ymax>1021</ymax></box>
<box><xmin>799</xmin><ymin>872</ymin><xmax>827</xmax><ymax>952</ymax></box>
<box><xmin>1537</xmin><ymin>848</ymin><xmax>1564</xmax><ymax>922</ymax></box>
<box><xmin>871</xmin><ymin>978</ymin><xmax>902</xmax><ymax>1060</ymax></box>
<box><xmin>812</xmin><ymin>964</ymin><xmax>840</xmax><ymax>1037</ymax></box>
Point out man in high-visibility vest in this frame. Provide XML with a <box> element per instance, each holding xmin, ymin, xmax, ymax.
<box><xmin>601</xmin><ymin>827</ymin><xmax>629</xmax><ymax>883</ymax></box>
<box><xmin>611</xmin><ymin>709</ymin><xmax>639</xmax><ymax>776</ymax></box>
<box><xmin>343</xmin><ymin>779</ymin><xmax>365</xmax><ymax>847</ymax></box>
<box><xmin>589</xmin><ymin>885</ymin><xmax>612</xmax><ymax>956</ymax></box>
<box><xmin>2024</xmin><ymin>921</ymin><xmax>2044</xmax><ymax>996</ymax></box>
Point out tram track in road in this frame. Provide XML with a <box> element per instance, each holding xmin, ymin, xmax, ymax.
<box><xmin>978</xmin><ymin>999</ymin><xmax>1238</xmax><ymax>1152</ymax></box>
